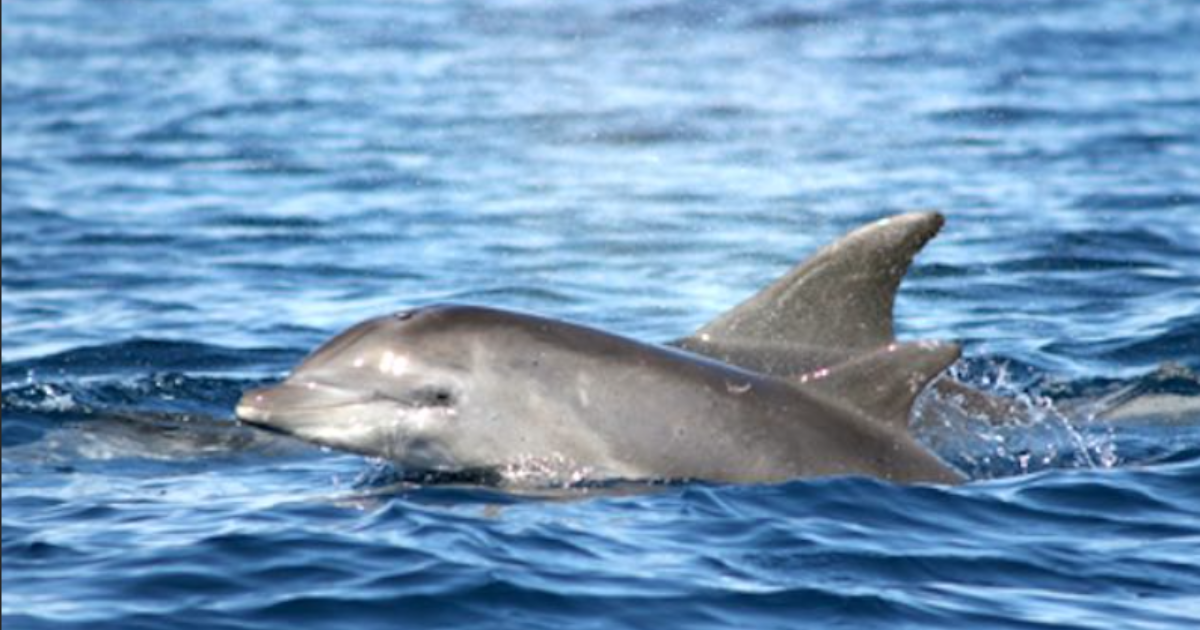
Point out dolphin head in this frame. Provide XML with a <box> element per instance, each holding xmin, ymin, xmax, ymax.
<box><xmin>237</xmin><ymin>304</ymin><xmax>653</xmax><ymax>483</ymax></box>
<box><xmin>236</xmin><ymin>307</ymin><xmax>485</xmax><ymax>470</ymax></box>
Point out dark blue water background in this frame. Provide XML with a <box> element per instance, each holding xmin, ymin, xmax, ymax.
<box><xmin>4</xmin><ymin>1</ymin><xmax>1200</xmax><ymax>628</ymax></box>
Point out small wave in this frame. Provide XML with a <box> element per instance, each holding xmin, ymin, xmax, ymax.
<box><xmin>1002</xmin><ymin>24</ymin><xmax>1184</xmax><ymax>58</ymax></box>
<box><xmin>613</xmin><ymin>2</ymin><xmax>733</xmax><ymax>28</ymax></box>
<box><xmin>137</xmin><ymin>33</ymin><xmax>298</xmax><ymax>57</ymax></box>
<box><xmin>3</xmin><ymin>339</ymin><xmax>299</xmax><ymax>382</ymax></box>
<box><xmin>0</xmin><ymin>157</ymin><xmax>50</xmax><ymax>175</ymax></box>
<box><xmin>1054</xmin><ymin>228</ymin><xmax>1198</xmax><ymax>258</ymax></box>
<box><xmin>1075</xmin><ymin>131</ymin><xmax>1197</xmax><ymax>157</ymax></box>
<box><xmin>579</xmin><ymin>123</ymin><xmax>710</xmax><ymax>146</ymax></box>
<box><xmin>1043</xmin><ymin>315</ymin><xmax>1200</xmax><ymax>367</ymax></box>
<box><xmin>928</xmin><ymin>105</ymin><xmax>1075</xmax><ymax>127</ymax></box>
<box><xmin>993</xmin><ymin>255</ymin><xmax>1158</xmax><ymax>273</ymax></box>
<box><xmin>1073</xmin><ymin>192</ymin><xmax>1200</xmax><ymax>211</ymax></box>
<box><xmin>67</xmin><ymin>148</ymin><xmax>326</xmax><ymax>176</ymax></box>
<box><xmin>66</xmin><ymin>150</ymin><xmax>198</xmax><ymax>170</ymax></box>
<box><xmin>445</xmin><ymin>286</ymin><xmax>580</xmax><ymax>306</ymax></box>
<box><xmin>204</xmin><ymin>215</ymin><xmax>329</xmax><ymax>231</ymax></box>
<box><xmin>741</xmin><ymin>9</ymin><xmax>838</xmax><ymax>31</ymax></box>
<box><xmin>169</xmin><ymin>98</ymin><xmax>332</xmax><ymax>125</ymax></box>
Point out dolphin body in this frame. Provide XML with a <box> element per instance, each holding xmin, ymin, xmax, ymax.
<box><xmin>237</xmin><ymin>213</ymin><xmax>968</xmax><ymax>485</ymax></box>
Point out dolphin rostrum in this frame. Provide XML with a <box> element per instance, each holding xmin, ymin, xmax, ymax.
<box><xmin>237</xmin><ymin>213</ymin><xmax>967</xmax><ymax>485</ymax></box>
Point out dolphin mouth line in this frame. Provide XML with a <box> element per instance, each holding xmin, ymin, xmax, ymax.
<box><xmin>235</xmin><ymin>384</ymin><xmax>433</xmax><ymax>426</ymax></box>
<box><xmin>235</xmin><ymin>415</ymin><xmax>297</xmax><ymax>437</ymax></box>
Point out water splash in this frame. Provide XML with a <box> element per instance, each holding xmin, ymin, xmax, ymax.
<box><xmin>914</xmin><ymin>359</ymin><xmax>1199</xmax><ymax>479</ymax></box>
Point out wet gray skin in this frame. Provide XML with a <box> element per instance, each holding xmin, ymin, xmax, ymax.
<box><xmin>238</xmin><ymin>304</ymin><xmax>962</xmax><ymax>484</ymax></box>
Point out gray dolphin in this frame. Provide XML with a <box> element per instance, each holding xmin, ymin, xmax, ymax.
<box><xmin>237</xmin><ymin>213</ymin><xmax>967</xmax><ymax>485</ymax></box>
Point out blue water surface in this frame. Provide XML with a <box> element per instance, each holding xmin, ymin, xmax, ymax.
<box><xmin>4</xmin><ymin>1</ymin><xmax>1200</xmax><ymax>628</ymax></box>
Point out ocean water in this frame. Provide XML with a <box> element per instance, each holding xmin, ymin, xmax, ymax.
<box><xmin>3</xmin><ymin>0</ymin><xmax>1200</xmax><ymax>628</ymax></box>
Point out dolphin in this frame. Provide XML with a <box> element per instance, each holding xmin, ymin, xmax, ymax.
<box><xmin>236</xmin><ymin>213</ymin><xmax>968</xmax><ymax>485</ymax></box>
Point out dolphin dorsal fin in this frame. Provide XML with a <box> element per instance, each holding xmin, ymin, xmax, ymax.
<box><xmin>681</xmin><ymin>212</ymin><xmax>944</xmax><ymax>351</ymax></box>
<box><xmin>797</xmin><ymin>341</ymin><xmax>961</xmax><ymax>430</ymax></box>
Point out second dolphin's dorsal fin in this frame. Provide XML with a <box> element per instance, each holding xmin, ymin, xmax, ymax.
<box><xmin>680</xmin><ymin>212</ymin><xmax>944</xmax><ymax>351</ymax></box>
<box><xmin>797</xmin><ymin>341</ymin><xmax>962</xmax><ymax>430</ymax></box>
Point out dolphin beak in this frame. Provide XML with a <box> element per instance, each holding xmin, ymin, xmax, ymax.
<box><xmin>235</xmin><ymin>387</ymin><xmax>277</xmax><ymax>424</ymax></box>
<box><xmin>235</xmin><ymin>381</ymin><xmax>376</xmax><ymax>427</ymax></box>
<box><xmin>232</xmin><ymin>388</ymin><xmax>268</xmax><ymax>422</ymax></box>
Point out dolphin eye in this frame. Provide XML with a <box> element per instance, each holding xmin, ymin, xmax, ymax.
<box><xmin>394</xmin><ymin>310</ymin><xmax>417</xmax><ymax>321</ymax></box>
<box><xmin>414</xmin><ymin>387</ymin><xmax>456</xmax><ymax>408</ymax></box>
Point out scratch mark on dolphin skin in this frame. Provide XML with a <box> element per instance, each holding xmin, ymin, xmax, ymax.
<box><xmin>726</xmin><ymin>381</ymin><xmax>753</xmax><ymax>394</ymax></box>
<box><xmin>798</xmin><ymin>368</ymin><xmax>831</xmax><ymax>384</ymax></box>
